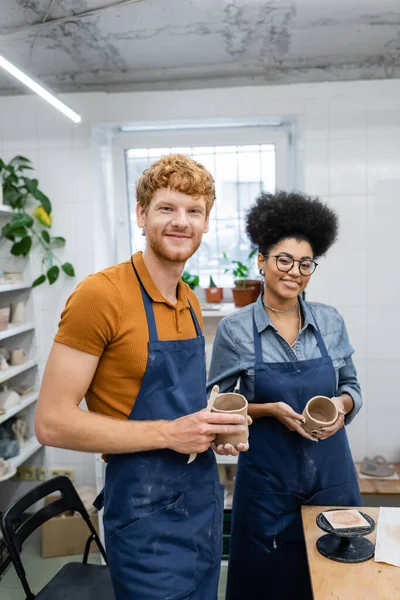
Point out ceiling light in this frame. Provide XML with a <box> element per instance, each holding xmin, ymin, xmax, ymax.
<box><xmin>0</xmin><ymin>53</ymin><xmax>81</xmax><ymax>123</ymax></box>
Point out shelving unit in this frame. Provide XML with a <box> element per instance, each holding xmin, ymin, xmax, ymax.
<box><xmin>0</xmin><ymin>204</ymin><xmax>42</xmax><ymax>510</ymax></box>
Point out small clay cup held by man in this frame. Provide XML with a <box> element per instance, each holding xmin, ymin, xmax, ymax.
<box><xmin>211</xmin><ymin>393</ymin><xmax>249</xmax><ymax>447</ymax></box>
<box><xmin>302</xmin><ymin>395</ymin><xmax>338</xmax><ymax>434</ymax></box>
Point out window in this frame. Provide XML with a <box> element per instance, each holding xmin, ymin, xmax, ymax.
<box><xmin>125</xmin><ymin>143</ymin><xmax>276</xmax><ymax>286</ymax></box>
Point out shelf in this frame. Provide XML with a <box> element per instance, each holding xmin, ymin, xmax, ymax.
<box><xmin>8</xmin><ymin>436</ymin><xmax>42</xmax><ymax>470</ymax></box>
<box><xmin>0</xmin><ymin>205</ymin><xmax>14</xmax><ymax>215</ymax></box>
<box><xmin>0</xmin><ymin>322</ymin><xmax>35</xmax><ymax>342</ymax></box>
<box><xmin>0</xmin><ymin>360</ymin><xmax>37</xmax><ymax>385</ymax></box>
<box><xmin>0</xmin><ymin>282</ymin><xmax>31</xmax><ymax>293</ymax></box>
<box><xmin>0</xmin><ymin>391</ymin><xmax>39</xmax><ymax>425</ymax></box>
<box><xmin>201</xmin><ymin>303</ymin><xmax>237</xmax><ymax>318</ymax></box>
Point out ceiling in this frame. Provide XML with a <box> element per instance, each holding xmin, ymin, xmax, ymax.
<box><xmin>0</xmin><ymin>0</ymin><xmax>399</xmax><ymax>95</ymax></box>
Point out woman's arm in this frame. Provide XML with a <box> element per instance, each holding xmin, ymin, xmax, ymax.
<box><xmin>314</xmin><ymin>311</ymin><xmax>363</xmax><ymax>440</ymax></box>
<box><xmin>337</xmin><ymin>356</ymin><xmax>362</xmax><ymax>424</ymax></box>
<box><xmin>207</xmin><ymin>319</ymin><xmax>242</xmax><ymax>395</ymax></box>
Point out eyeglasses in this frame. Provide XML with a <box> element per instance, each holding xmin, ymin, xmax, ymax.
<box><xmin>266</xmin><ymin>254</ymin><xmax>318</xmax><ymax>276</ymax></box>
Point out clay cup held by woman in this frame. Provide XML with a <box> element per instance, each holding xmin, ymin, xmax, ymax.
<box><xmin>302</xmin><ymin>395</ymin><xmax>339</xmax><ymax>434</ymax></box>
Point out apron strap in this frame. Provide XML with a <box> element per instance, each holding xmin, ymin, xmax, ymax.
<box><xmin>252</xmin><ymin>310</ymin><xmax>263</xmax><ymax>363</ymax></box>
<box><xmin>131</xmin><ymin>258</ymin><xmax>202</xmax><ymax>342</ymax></box>
<box><xmin>307</xmin><ymin>305</ymin><xmax>329</xmax><ymax>358</ymax></box>
<box><xmin>188</xmin><ymin>302</ymin><xmax>202</xmax><ymax>337</ymax></box>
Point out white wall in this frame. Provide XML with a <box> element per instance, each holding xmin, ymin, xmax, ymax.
<box><xmin>0</xmin><ymin>79</ymin><xmax>399</xmax><ymax>485</ymax></box>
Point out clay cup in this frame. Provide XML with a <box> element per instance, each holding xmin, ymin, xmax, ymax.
<box><xmin>302</xmin><ymin>395</ymin><xmax>339</xmax><ymax>434</ymax></box>
<box><xmin>211</xmin><ymin>392</ymin><xmax>248</xmax><ymax>447</ymax></box>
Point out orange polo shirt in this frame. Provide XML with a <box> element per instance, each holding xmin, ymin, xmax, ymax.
<box><xmin>54</xmin><ymin>252</ymin><xmax>203</xmax><ymax>420</ymax></box>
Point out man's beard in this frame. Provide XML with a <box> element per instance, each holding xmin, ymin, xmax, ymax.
<box><xmin>146</xmin><ymin>231</ymin><xmax>201</xmax><ymax>264</ymax></box>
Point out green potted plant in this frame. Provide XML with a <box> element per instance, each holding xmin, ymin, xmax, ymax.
<box><xmin>224</xmin><ymin>248</ymin><xmax>261</xmax><ymax>307</ymax></box>
<box><xmin>205</xmin><ymin>275</ymin><xmax>223</xmax><ymax>303</ymax></box>
<box><xmin>181</xmin><ymin>270</ymin><xmax>199</xmax><ymax>290</ymax></box>
<box><xmin>0</xmin><ymin>155</ymin><xmax>75</xmax><ymax>287</ymax></box>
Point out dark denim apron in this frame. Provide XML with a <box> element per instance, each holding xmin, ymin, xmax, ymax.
<box><xmin>94</xmin><ymin>262</ymin><xmax>224</xmax><ymax>599</ymax></box>
<box><xmin>226</xmin><ymin>306</ymin><xmax>361</xmax><ymax>600</ymax></box>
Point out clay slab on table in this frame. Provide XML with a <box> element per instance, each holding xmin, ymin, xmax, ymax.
<box><xmin>322</xmin><ymin>509</ymin><xmax>370</xmax><ymax>530</ymax></box>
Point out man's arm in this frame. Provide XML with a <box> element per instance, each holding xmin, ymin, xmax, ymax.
<box><xmin>35</xmin><ymin>342</ymin><xmax>246</xmax><ymax>455</ymax></box>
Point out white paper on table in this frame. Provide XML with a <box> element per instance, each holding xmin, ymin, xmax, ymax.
<box><xmin>374</xmin><ymin>507</ymin><xmax>400</xmax><ymax>567</ymax></box>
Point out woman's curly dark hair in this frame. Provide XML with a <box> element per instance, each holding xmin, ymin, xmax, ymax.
<box><xmin>246</xmin><ymin>191</ymin><xmax>338</xmax><ymax>258</ymax></box>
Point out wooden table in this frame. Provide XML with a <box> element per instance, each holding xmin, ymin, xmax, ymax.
<box><xmin>302</xmin><ymin>506</ymin><xmax>400</xmax><ymax>600</ymax></box>
<box><xmin>355</xmin><ymin>463</ymin><xmax>400</xmax><ymax>496</ymax></box>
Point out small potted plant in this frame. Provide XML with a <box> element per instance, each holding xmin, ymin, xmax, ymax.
<box><xmin>205</xmin><ymin>275</ymin><xmax>223</xmax><ymax>303</ymax></box>
<box><xmin>224</xmin><ymin>249</ymin><xmax>261</xmax><ymax>307</ymax></box>
<box><xmin>181</xmin><ymin>270</ymin><xmax>200</xmax><ymax>290</ymax></box>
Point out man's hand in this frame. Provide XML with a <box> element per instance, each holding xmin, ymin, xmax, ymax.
<box><xmin>270</xmin><ymin>402</ymin><xmax>318</xmax><ymax>442</ymax></box>
<box><xmin>211</xmin><ymin>415</ymin><xmax>253</xmax><ymax>456</ymax></box>
<box><xmin>163</xmin><ymin>410</ymin><xmax>246</xmax><ymax>455</ymax></box>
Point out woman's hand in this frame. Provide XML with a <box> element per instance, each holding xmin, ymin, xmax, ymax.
<box><xmin>211</xmin><ymin>415</ymin><xmax>253</xmax><ymax>456</ymax></box>
<box><xmin>270</xmin><ymin>402</ymin><xmax>318</xmax><ymax>442</ymax></box>
<box><xmin>311</xmin><ymin>396</ymin><xmax>346</xmax><ymax>440</ymax></box>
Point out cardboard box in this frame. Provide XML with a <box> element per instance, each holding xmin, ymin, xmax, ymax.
<box><xmin>41</xmin><ymin>495</ymin><xmax>100</xmax><ymax>558</ymax></box>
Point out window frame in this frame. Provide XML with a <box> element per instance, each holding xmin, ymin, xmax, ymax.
<box><xmin>112</xmin><ymin>125</ymin><xmax>293</xmax><ymax>263</ymax></box>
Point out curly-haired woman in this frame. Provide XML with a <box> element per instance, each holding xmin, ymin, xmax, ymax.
<box><xmin>208</xmin><ymin>191</ymin><xmax>362</xmax><ymax>600</ymax></box>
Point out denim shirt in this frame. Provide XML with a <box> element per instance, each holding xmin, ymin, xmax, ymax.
<box><xmin>207</xmin><ymin>295</ymin><xmax>362</xmax><ymax>425</ymax></box>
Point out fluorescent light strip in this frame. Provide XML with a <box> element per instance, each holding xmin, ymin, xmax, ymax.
<box><xmin>0</xmin><ymin>54</ymin><xmax>81</xmax><ymax>124</ymax></box>
<box><xmin>119</xmin><ymin>120</ymin><xmax>283</xmax><ymax>133</ymax></box>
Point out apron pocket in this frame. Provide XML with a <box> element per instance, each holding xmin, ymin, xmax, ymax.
<box><xmin>106</xmin><ymin>493</ymin><xmax>197</xmax><ymax>600</ymax></box>
<box><xmin>244</xmin><ymin>488</ymin><xmax>304</xmax><ymax>543</ymax></box>
<box><xmin>305</xmin><ymin>481</ymin><xmax>361</xmax><ymax>506</ymax></box>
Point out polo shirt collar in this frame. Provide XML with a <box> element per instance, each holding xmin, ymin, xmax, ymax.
<box><xmin>132</xmin><ymin>252</ymin><xmax>190</xmax><ymax>308</ymax></box>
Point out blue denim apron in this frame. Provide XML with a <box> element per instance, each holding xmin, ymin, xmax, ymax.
<box><xmin>94</xmin><ymin>263</ymin><xmax>224</xmax><ymax>599</ymax></box>
<box><xmin>226</xmin><ymin>306</ymin><xmax>361</xmax><ymax>600</ymax></box>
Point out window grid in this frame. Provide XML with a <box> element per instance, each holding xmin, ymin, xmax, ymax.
<box><xmin>125</xmin><ymin>144</ymin><xmax>276</xmax><ymax>287</ymax></box>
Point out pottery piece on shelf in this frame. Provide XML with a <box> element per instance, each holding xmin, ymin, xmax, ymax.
<box><xmin>10</xmin><ymin>302</ymin><xmax>25</xmax><ymax>324</ymax></box>
<box><xmin>0</xmin><ymin>386</ymin><xmax>21</xmax><ymax>411</ymax></box>
<box><xmin>10</xmin><ymin>348</ymin><xmax>26</xmax><ymax>366</ymax></box>
<box><xmin>0</xmin><ymin>458</ymin><xmax>8</xmax><ymax>477</ymax></box>
<box><xmin>12</xmin><ymin>417</ymin><xmax>28</xmax><ymax>447</ymax></box>
<box><xmin>302</xmin><ymin>395</ymin><xmax>338</xmax><ymax>434</ymax></box>
<box><xmin>360</xmin><ymin>455</ymin><xmax>395</xmax><ymax>478</ymax></box>
<box><xmin>14</xmin><ymin>384</ymin><xmax>35</xmax><ymax>397</ymax></box>
<box><xmin>322</xmin><ymin>509</ymin><xmax>370</xmax><ymax>530</ymax></box>
<box><xmin>3</xmin><ymin>271</ymin><xmax>23</xmax><ymax>282</ymax></box>
<box><xmin>211</xmin><ymin>392</ymin><xmax>249</xmax><ymax>447</ymax></box>
<box><xmin>0</xmin><ymin>306</ymin><xmax>11</xmax><ymax>331</ymax></box>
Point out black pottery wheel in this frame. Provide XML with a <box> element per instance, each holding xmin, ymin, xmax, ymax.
<box><xmin>315</xmin><ymin>510</ymin><xmax>376</xmax><ymax>563</ymax></box>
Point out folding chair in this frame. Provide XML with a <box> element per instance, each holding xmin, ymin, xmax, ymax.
<box><xmin>0</xmin><ymin>475</ymin><xmax>114</xmax><ymax>599</ymax></box>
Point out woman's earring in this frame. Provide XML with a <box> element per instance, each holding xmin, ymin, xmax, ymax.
<box><xmin>141</xmin><ymin>227</ymin><xmax>146</xmax><ymax>237</ymax></box>
<box><xmin>259</xmin><ymin>269</ymin><xmax>264</xmax><ymax>276</ymax></box>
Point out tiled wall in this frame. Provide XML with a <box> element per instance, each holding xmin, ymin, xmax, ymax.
<box><xmin>0</xmin><ymin>79</ymin><xmax>399</xmax><ymax>487</ymax></box>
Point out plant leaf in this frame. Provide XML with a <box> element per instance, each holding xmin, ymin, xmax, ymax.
<box><xmin>47</xmin><ymin>265</ymin><xmax>60</xmax><ymax>285</ymax></box>
<box><xmin>10</xmin><ymin>236</ymin><xmax>32</xmax><ymax>257</ymax></box>
<box><xmin>41</xmin><ymin>230</ymin><xmax>50</xmax><ymax>244</ymax></box>
<box><xmin>7</xmin><ymin>213</ymin><xmax>34</xmax><ymax>230</ymax></box>
<box><xmin>11</xmin><ymin>227</ymin><xmax>28</xmax><ymax>238</ymax></box>
<box><xmin>11</xmin><ymin>156</ymin><xmax>31</xmax><ymax>164</ymax></box>
<box><xmin>50</xmin><ymin>236</ymin><xmax>66</xmax><ymax>248</ymax></box>
<box><xmin>23</xmin><ymin>178</ymin><xmax>38</xmax><ymax>193</ymax></box>
<box><xmin>32</xmin><ymin>189</ymin><xmax>51</xmax><ymax>215</ymax></box>
<box><xmin>17</xmin><ymin>165</ymin><xmax>34</xmax><ymax>171</ymax></box>
<box><xmin>32</xmin><ymin>274</ymin><xmax>46</xmax><ymax>288</ymax></box>
<box><xmin>61</xmin><ymin>262</ymin><xmax>75</xmax><ymax>277</ymax></box>
<box><xmin>3</xmin><ymin>187</ymin><xmax>24</xmax><ymax>209</ymax></box>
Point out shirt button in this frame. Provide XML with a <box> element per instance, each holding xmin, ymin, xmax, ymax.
<box><xmin>297</xmin><ymin>369</ymin><xmax>301</xmax><ymax>373</ymax></box>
